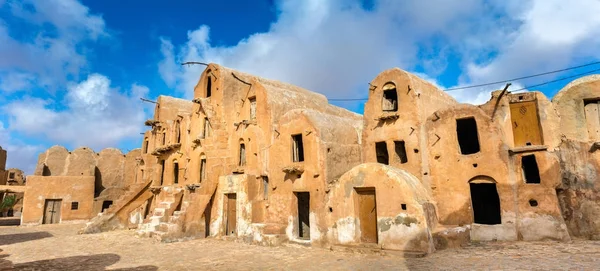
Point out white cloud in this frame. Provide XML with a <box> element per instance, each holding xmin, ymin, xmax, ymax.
<box><xmin>0</xmin><ymin>72</ymin><xmax>35</xmax><ymax>93</ymax></box>
<box><xmin>4</xmin><ymin>74</ymin><xmax>150</xmax><ymax>151</ymax></box>
<box><xmin>0</xmin><ymin>0</ymin><xmax>108</xmax><ymax>90</ymax></box>
<box><xmin>159</xmin><ymin>0</ymin><xmax>600</xmax><ymax>105</ymax></box>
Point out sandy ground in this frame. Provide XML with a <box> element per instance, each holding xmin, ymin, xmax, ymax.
<box><xmin>1</xmin><ymin>223</ymin><xmax>600</xmax><ymax>270</ymax></box>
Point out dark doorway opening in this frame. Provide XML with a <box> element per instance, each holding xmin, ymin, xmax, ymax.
<box><xmin>42</xmin><ymin>164</ymin><xmax>51</xmax><ymax>176</ymax></box>
<box><xmin>296</xmin><ymin>192</ymin><xmax>310</xmax><ymax>240</ymax></box>
<box><xmin>394</xmin><ymin>141</ymin><xmax>408</xmax><ymax>164</ymax></box>
<box><xmin>522</xmin><ymin>155</ymin><xmax>541</xmax><ymax>184</ymax></box>
<box><xmin>101</xmin><ymin>200</ymin><xmax>113</xmax><ymax>212</ymax></box>
<box><xmin>456</xmin><ymin>117</ymin><xmax>480</xmax><ymax>155</ymax></box>
<box><xmin>375</xmin><ymin>141</ymin><xmax>389</xmax><ymax>165</ymax></box>
<box><xmin>470</xmin><ymin>183</ymin><xmax>501</xmax><ymax>225</ymax></box>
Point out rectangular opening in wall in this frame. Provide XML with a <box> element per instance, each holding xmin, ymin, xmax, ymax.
<box><xmin>292</xmin><ymin>134</ymin><xmax>304</xmax><ymax>162</ymax></box>
<box><xmin>203</xmin><ymin>118</ymin><xmax>210</xmax><ymax>138</ymax></box>
<box><xmin>160</xmin><ymin>160</ymin><xmax>165</xmax><ymax>185</ymax></box>
<box><xmin>143</xmin><ymin>139</ymin><xmax>148</xmax><ymax>154</ymax></box>
<box><xmin>239</xmin><ymin>144</ymin><xmax>246</xmax><ymax>166</ymax></box>
<box><xmin>295</xmin><ymin>192</ymin><xmax>310</xmax><ymax>240</ymax></box>
<box><xmin>200</xmin><ymin>159</ymin><xmax>206</xmax><ymax>183</ymax></box>
<box><xmin>162</xmin><ymin>132</ymin><xmax>166</xmax><ymax>145</ymax></box>
<box><xmin>521</xmin><ymin>154</ymin><xmax>541</xmax><ymax>184</ymax></box>
<box><xmin>470</xmin><ymin>183</ymin><xmax>501</xmax><ymax>225</ymax></box>
<box><xmin>262</xmin><ymin>176</ymin><xmax>269</xmax><ymax>200</ymax></box>
<box><xmin>173</xmin><ymin>162</ymin><xmax>179</xmax><ymax>184</ymax></box>
<box><xmin>8</xmin><ymin>172</ymin><xmax>14</xmax><ymax>179</ymax></box>
<box><xmin>175</xmin><ymin>120</ymin><xmax>181</xmax><ymax>143</ymax></box>
<box><xmin>584</xmin><ymin>98</ymin><xmax>600</xmax><ymax>142</ymax></box>
<box><xmin>101</xmin><ymin>200</ymin><xmax>113</xmax><ymax>212</ymax></box>
<box><xmin>382</xmin><ymin>88</ymin><xmax>398</xmax><ymax>112</ymax></box>
<box><xmin>225</xmin><ymin>193</ymin><xmax>237</xmax><ymax>236</ymax></box>
<box><xmin>71</xmin><ymin>202</ymin><xmax>79</xmax><ymax>210</ymax></box>
<box><xmin>456</xmin><ymin>117</ymin><xmax>480</xmax><ymax>155</ymax></box>
<box><xmin>375</xmin><ymin>141</ymin><xmax>389</xmax><ymax>165</ymax></box>
<box><xmin>394</xmin><ymin>141</ymin><xmax>408</xmax><ymax>164</ymax></box>
<box><xmin>249</xmin><ymin>97</ymin><xmax>257</xmax><ymax>120</ymax></box>
<box><xmin>206</xmin><ymin>76</ymin><xmax>212</xmax><ymax>98</ymax></box>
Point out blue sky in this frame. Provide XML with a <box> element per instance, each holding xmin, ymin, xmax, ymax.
<box><xmin>2</xmin><ymin>0</ymin><xmax>600</xmax><ymax>173</ymax></box>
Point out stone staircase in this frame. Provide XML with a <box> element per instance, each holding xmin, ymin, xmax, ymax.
<box><xmin>81</xmin><ymin>180</ymin><xmax>153</xmax><ymax>234</ymax></box>
<box><xmin>136</xmin><ymin>187</ymin><xmax>186</xmax><ymax>240</ymax></box>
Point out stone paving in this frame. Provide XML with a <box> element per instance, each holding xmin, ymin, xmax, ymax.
<box><xmin>1</xmin><ymin>224</ymin><xmax>600</xmax><ymax>270</ymax></box>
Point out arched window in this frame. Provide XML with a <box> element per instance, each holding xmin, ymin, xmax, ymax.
<box><xmin>381</xmin><ymin>83</ymin><xmax>398</xmax><ymax>112</ymax></box>
<box><xmin>206</xmin><ymin>74</ymin><xmax>212</xmax><ymax>98</ymax></box>
<box><xmin>239</xmin><ymin>143</ymin><xmax>246</xmax><ymax>166</ymax></box>
<box><xmin>173</xmin><ymin>161</ymin><xmax>179</xmax><ymax>184</ymax></box>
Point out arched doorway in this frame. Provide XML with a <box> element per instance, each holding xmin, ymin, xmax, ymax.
<box><xmin>469</xmin><ymin>176</ymin><xmax>501</xmax><ymax>225</ymax></box>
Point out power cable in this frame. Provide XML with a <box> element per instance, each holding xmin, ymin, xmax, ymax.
<box><xmin>328</xmin><ymin>62</ymin><xmax>600</xmax><ymax>101</ymax></box>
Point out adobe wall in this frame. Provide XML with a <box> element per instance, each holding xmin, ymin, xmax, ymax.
<box><xmin>553</xmin><ymin>75</ymin><xmax>600</xmax><ymax>239</ymax></box>
<box><xmin>425</xmin><ymin>104</ymin><xmax>517</xmax><ymax>240</ymax></box>
<box><xmin>22</xmin><ymin>176</ymin><xmax>95</xmax><ymax>225</ymax></box>
<box><xmin>362</xmin><ymin>68</ymin><xmax>457</xmax><ymax>184</ymax></box>
<box><xmin>326</xmin><ymin>164</ymin><xmax>436</xmax><ymax>254</ymax></box>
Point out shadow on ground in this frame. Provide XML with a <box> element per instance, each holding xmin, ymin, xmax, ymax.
<box><xmin>0</xmin><ymin>232</ymin><xmax>53</xmax><ymax>246</ymax></box>
<box><xmin>0</xmin><ymin>250</ymin><xmax>157</xmax><ymax>271</ymax></box>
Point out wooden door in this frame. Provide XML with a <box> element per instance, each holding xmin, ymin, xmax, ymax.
<box><xmin>510</xmin><ymin>101</ymin><xmax>543</xmax><ymax>147</ymax></box>
<box><xmin>43</xmin><ymin>199</ymin><xmax>62</xmax><ymax>224</ymax></box>
<box><xmin>356</xmin><ymin>189</ymin><xmax>377</xmax><ymax>243</ymax></box>
<box><xmin>585</xmin><ymin>101</ymin><xmax>600</xmax><ymax>141</ymax></box>
<box><xmin>225</xmin><ymin>194</ymin><xmax>237</xmax><ymax>235</ymax></box>
<box><xmin>296</xmin><ymin>192</ymin><xmax>310</xmax><ymax>239</ymax></box>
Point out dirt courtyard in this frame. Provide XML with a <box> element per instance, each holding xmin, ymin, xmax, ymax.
<box><xmin>1</xmin><ymin>223</ymin><xmax>600</xmax><ymax>270</ymax></box>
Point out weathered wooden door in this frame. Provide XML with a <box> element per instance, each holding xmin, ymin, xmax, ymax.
<box><xmin>356</xmin><ymin>189</ymin><xmax>377</xmax><ymax>243</ymax></box>
<box><xmin>296</xmin><ymin>192</ymin><xmax>310</xmax><ymax>239</ymax></box>
<box><xmin>510</xmin><ymin>101</ymin><xmax>543</xmax><ymax>147</ymax></box>
<box><xmin>43</xmin><ymin>199</ymin><xmax>62</xmax><ymax>224</ymax></box>
<box><xmin>585</xmin><ymin>100</ymin><xmax>600</xmax><ymax>141</ymax></box>
<box><xmin>225</xmin><ymin>194</ymin><xmax>237</xmax><ymax>235</ymax></box>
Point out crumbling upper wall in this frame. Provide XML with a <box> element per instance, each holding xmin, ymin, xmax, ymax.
<box><xmin>6</xmin><ymin>168</ymin><xmax>25</xmax><ymax>185</ymax></box>
<box><xmin>0</xmin><ymin>146</ymin><xmax>6</xmax><ymax>171</ymax></box>
<box><xmin>34</xmin><ymin>145</ymin><xmax>69</xmax><ymax>176</ymax></box>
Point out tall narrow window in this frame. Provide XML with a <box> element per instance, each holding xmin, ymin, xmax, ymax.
<box><xmin>292</xmin><ymin>134</ymin><xmax>304</xmax><ymax>162</ymax></box>
<box><xmin>375</xmin><ymin>141</ymin><xmax>389</xmax><ymax>165</ymax></box>
<box><xmin>143</xmin><ymin>138</ymin><xmax>149</xmax><ymax>154</ymax></box>
<box><xmin>262</xmin><ymin>176</ymin><xmax>269</xmax><ymax>200</ymax></box>
<box><xmin>160</xmin><ymin>160</ymin><xmax>166</xmax><ymax>186</ymax></box>
<box><xmin>239</xmin><ymin>143</ymin><xmax>246</xmax><ymax>166</ymax></box>
<box><xmin>456</xmin><ymin>117</ymin><xmax>480</xmax><ymax>155</ymax></box>
<box><xmin>382</xmin><ymin>83</ymin><xmax>398</xmax><ymax>112</ymax></box>
<box><xmin>200</xmin><ymin>158</ymin><xmax>206</xmax><ymax>183</ymax></box>
<box><xmin>173</xmin><ymin>162</ymin><xmax>179</xmax><ymax>184</ymax></box>
<box><xmin>203</xmin><ymin>118</ymin><xmax>211</xmax><ymax>138</ymax></box>
<box><xmin>162</xmin><ymin>132</ymin><xmax>166</xmax><ymax>145</ymax></box>
<box><xmin>250</xmin><ymin>97</ymin><xmax>257</xmax><ymax>120</ymax></box>
<box><xmin>522</xmin><ymin>155</ymin><xmax>541</xmax><ymax>184</ymax></box>
<box><xmin>394</xmin><ymin>141</ymin><xmax>408</xmax><ymax>164</ymax></box>
<box><xmin>175</xmin><ymin>120</ymin><xmax>181</xmax><ymax>143</ymax></box>
<box><xmin>584</xmin><ymin>99</ymin><xmax>600</xmax><ymax>142</ymax></box>
<box><xmin>206</xmin><ymin>76</ymin><xmax>212</xmax><ymax>98</ymax></box>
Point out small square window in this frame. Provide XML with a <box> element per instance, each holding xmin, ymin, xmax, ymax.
<box><xmin>401</xmin><ymin>204</ymin><xmax>407</xmax><ymax>210</ymax></box>
<box><xmin>71</xmin><ymin>202</ymin><xmax>79</xmax><ymax>210</ymax></box>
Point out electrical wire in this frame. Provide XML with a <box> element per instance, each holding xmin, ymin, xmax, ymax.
<box><xmin>328</xmin><ymin>62</ymin><xmax>600</xmax><ymax>101</ymax></box>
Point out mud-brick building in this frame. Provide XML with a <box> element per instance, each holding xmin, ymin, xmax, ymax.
<box><xmin>0</xmin><ymin>146</ymin><xmax>7</xmax><ymax>187</ymax></box>
<box><xmin>552</xmin><ymin>76</ymin><xmax>600</xmax><ymax>239</ymax></box>
<box><xmin>21</xmin><ymin>146</ymin><xmax>142</xmax><ymax>225</ymax></box>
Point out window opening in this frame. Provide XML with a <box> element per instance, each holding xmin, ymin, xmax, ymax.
<box><xmin>250</xmin><ymin>97</ymin><xmax>257</xmax><ymax>120</ymax></box>
<box><xmin>71</xmin><ymin>202</ymin><xmax>79</xmax><ymax>210</ymax></box>
<box><xmin>456</xmin><ymin>117</ymin><xmax>481</xmax><ymax>154</ymax></box>
<box><xmin>292</xmin><ymin>134</ymin><xmax>304</xmax><ymax>162</ymax></box>
<box><xmin>470</xmin><ymin>183</ymin><xmax>501</xmax><ymax>225</ymax></box>
<box><xmin>394</xmin><ymin>141</ymin><xmax>408</xmax><ymax>164</ymax></box>
<box><xmin>375</xmin><ymin>141</ymin><xmax>389</xmax><ymax>165</ymax></box>
<box><xmin>522</xmin><ymin>155</ymin><xmax>541</xmax><ymax>184</ymax></box>
<box><xmin>206</xmin><ymin>76</ymin><xmax>212</xmax><ymax>98</ymax></box>
<box><xmin>239</xmin><ymin>143</ymin><xmax>246</xmax><ymax>166</ymax></box>
<box><xmin>382</xmin><ymin>84</ymin><xmax>398</xmax><ymax>112</ymax></box>
<box><xmin>173</xmin><ymin>162</ymin><xmax>179</xmax><ymax>184</ymax></box>
<box><xmin>200</xmin><ymin>159</ymin><xmax>206</xmax><ymax>183</ymax></box>
<box><xmin>262</xmin><ymin>176</ymin><xmax>269</xmax><ymax>200</ymax></box>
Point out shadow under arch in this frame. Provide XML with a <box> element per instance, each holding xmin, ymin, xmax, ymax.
<box><xmin>468</xmin><ymin>175</ymin><xmax>501</xmax><ymax>225</ymax></box>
